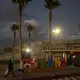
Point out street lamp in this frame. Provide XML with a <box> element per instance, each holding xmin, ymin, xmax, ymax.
<box><xmin>53</xmin><ymin>30</ymin><xmax>56</xmax><ymax>33</ymax></box>
<box><xmin>52</xmin><ymin>28</ymin><xmax>61</xmax><ymax>40</ymax></box>
<box><xmin>53</xmin><ymin>28</ymin><xmax>61</xmax><ymax>34</ymax></box>
<box><xmin>55</xmin><ymin>29</ymin><xmax>60</xmax><ymax>34</ymax></box>
<box><xmin>26</xmin><ymin>48</ymin><xmax>32</xmax><ymax>53</ymax></box>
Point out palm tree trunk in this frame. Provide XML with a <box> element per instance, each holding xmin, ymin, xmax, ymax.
<box><xmin>13</xmin><ymin>31</ymin><xmax>16</xmax><ymax>59</ymax></box>
<box><xmin>49</xmin><ymin>9</ymin><xmax>52</xmax><ymax>57</ymax></box>
<box><xmin>29</xmin><ymin>31</ymin><xmax>31</xmax><ymax>48</ymax></box>
<box><xmin>19</xmin><ymin>4</ymin><xmax>23</xmax><ymax>60</ymax></box>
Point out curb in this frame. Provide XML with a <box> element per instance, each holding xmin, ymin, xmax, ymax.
<box><xmin>15</xmin><ymin>73</ymin><xmax>80</xmax><ymax>80</ymax></box>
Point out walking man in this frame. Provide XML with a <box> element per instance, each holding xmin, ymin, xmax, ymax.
<box><xmin>4</xmin><ymin>58</ymin><xmax>15</xmax><ymax>77</ymax></box>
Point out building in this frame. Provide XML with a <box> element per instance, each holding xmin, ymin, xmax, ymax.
<box><xmin>0</xmin><ymin>39</ymin><xmax>80</xmax><ymax>60</ymax></box>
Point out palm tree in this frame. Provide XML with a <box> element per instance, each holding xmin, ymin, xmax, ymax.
<box><xmin>11</xmin><ymin>24</ymin><xmax>19</xmax><ymax>59</ymax></box>
<box><xmin>26</xmin><ymin>24</ymin><xmax>34</xmax><ymax>47</ymax></box>
<box><xmin>12</xmin><ymin>0</ymin><xmax>32</xmax><ymax>60</ymax></box>
<box><xmin>45</xmin><ymin>0</ymin><xmax>60</xmax><ymax>56</ymax></box>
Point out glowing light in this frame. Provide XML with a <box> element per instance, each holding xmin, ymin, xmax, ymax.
<box><xmin>53</xmin><ymin>28</ymin><xmax>61</xmax><ymax>34</ymax></box>
<box><xmin>73</xmin><ymin>55</ymin><xmax>76</xmax><ymax>59</ymax></box>
<box><xmin>26</xmin><ymin>48</ymin><xmax>31</xmax><ymax>53</ymax></box>
<box><xmin>53</xmin><ymin>30</ymin><xmax>56</xmax><ymax>32</ymax></box>
<box><xmin>55</xmin><ymin>29</ymin><xmax>60</xmax><ymax>34</ymax></box>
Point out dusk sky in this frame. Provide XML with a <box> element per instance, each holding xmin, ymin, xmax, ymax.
<box><xmin>0</xmin><ymin>0</ymin><xmax>80</xmax><ymax>47</ymax></box>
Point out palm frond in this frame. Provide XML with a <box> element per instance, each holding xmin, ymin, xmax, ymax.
<box><xmin>12</xmin><ymin>0</ymin><xmax>18</xmax><ymax>3</ymax></box>
<box><xmin>27</xmin><ymin>25</ymin><xmax>34</xmax><ymax>31</ymax></box>
<box><xmin>11</xmin><ymin>25</ymin><xmax>15</xmax><ymax>31</ymax></box>
<box><xmin>23</xmin><ymin>0</ymin><xmax>32</xmax><ymax>6</ymax></box>
<box><xmin>11</xmin><ymin>24</ymin><xmax>19</xmax><ymax>31</ymax></box>
<box><xmin>25</xmin><ymin>0</ymin><xmax>32</xmax><ymax>3</ymax></box>
<box><xmin>12</xmin><ymin>0</ymin><xmax>33</xmax><ymax>7</ymax></box>
<box><xmin>45</xmin><ymin>0</ymin><xmax>60</xmax><ymax>9</ymax></box>
<box><xmin>16</xmin><ymin>24</ymin><xmax>19</xmax><ymax>30</ymax></box>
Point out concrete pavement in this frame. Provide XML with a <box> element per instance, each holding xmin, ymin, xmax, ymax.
<box><xmin>0</xmin><ymin>64</ymin><xmax>80</xmax><ymax>80</ymax></box>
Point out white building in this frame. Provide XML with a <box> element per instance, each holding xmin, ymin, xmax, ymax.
<box><xmin>0</xmin><ymin>39</ymin><xmax>80</xmax><ymax>60</ymax></box>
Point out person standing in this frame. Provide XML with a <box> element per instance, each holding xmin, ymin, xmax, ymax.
<box><xmin>4</xmin><ymin>58</ymin><xmax>15</xmax><ymax>77</ymax></box>
<box><xmin>18</xmin><ymin>60</ymin><xmax>24</xmax><ymax>72</ymax></box>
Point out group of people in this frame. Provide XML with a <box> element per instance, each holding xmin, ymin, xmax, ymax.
<box><xmin>4</xmin><ymin>58</ymin><xmax>32</xmax><ymax>77</ymax></box>
<box><xmin>4</xmin><ymin>55</ymin><xmax>73</xmax><ymax>77</ymax></box>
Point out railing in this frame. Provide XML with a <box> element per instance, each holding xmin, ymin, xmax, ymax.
<box><xmin>42</xmin><ymin>49</ymin><xmax>80</xmax><ymax>52</ymax></box>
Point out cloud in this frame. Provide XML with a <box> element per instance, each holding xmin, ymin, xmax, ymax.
<box><xmin>0</xmin><ymin>0</ymin><xmax>35</xmax><ymax>40</ymax></box>
<box><xmin>78</xmin><ymin>33</ymin><xmax>80</xmax><ymax>35</ymax></box>
<box><xmin>38</xmin><ymin>31</ymin><xmax>46</xmax><ymax>34</ymax></box>
<box><xmin>24</xmin><ymin>18</ymin><xmax>39</xmax><ymax>27</ymax></box>
<box><xmin>69</xmin><ymin>35</ymin><xmax>80</xmax><ymax>40</ymax></box>
<box><xmin>0</xmin><ymin>23</ymin><xmax>12</xmax><ymax>38</ymax></box>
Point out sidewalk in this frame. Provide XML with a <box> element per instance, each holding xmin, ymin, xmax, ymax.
<box><xmin>15</xmin><ymin>66</ymin><xmax>80</xmax><ymax>79</ymax></box>
<box><xmin>2</xmin><ymin>66</ymin><xmax>80</xmax><ymax>80</ymax></box>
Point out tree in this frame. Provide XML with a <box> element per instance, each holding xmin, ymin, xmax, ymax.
<box><xmin>12</xmin><ymin>0</ymin><xmax>32</xmax><ymax>60</ymax></box>
<box><xmin>45</xmin><ymin>0</ymin><xmax>60</xmax><ymax>56</ymax></box>
<box><xmin>26</xmin><ymin>24</ymin><xmax>35</xmax><ymax>47</ymax></box>
<box><xmin>11</xmin><ymin>24</ymin><xmax>19</xmax><ymax>59</ymax></box>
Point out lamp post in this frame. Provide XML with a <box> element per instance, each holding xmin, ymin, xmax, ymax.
<box><xmin>25</xmin><ymin>47</ymin><xmax>32</xmax><ymax>58</ymax></box>
<box><xmin>52</xmin><ymin>28</ymin><xmax>61</xmax><ymax>64</ymax></box>
<box><xmin>52</xmin><ymin>28</ymin><xmax>61</xmax><ymax>40</ymax></box>
<box><xmin>26</xmin><ymin>48</ymin><xmax>31</xmax><ymax>53</ymax></box>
